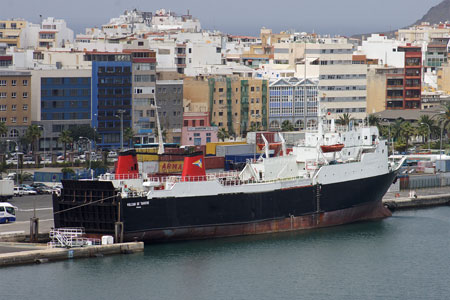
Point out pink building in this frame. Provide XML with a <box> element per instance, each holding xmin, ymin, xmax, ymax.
<box><xmin>181</xmin><ymin>112</ymin><xmax>218</xmax><ymax>145</ymax></box>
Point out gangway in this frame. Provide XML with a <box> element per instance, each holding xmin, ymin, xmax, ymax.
<box><xmin>48</xmin><ymin>227</ymin><xmax>101</xmax><ymax>248</ymax></box>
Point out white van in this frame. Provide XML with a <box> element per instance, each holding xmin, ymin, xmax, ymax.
<box><xmin>0</xmin><ymin>202</ymin><xmax>17</xmax><ymax>223</ymax></box>
<box><xmin>13</xmin><ymin>186</ymin><xmax>24</xmax><ymax>197</ymax></box>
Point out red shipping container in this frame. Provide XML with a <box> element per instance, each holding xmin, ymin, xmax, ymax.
<box><xmin>205</xmin><ymin>156</ymin><xmax>225</xmax><ymax>170</ymax></box>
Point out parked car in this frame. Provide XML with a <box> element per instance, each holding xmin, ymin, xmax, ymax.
<box><xmin>13</xmin><ymin>186</ymin><xmax>24</xmax><ymax>197</ymax></box>
<box><xmin>31</xmin><ymin>183</ymin><xmax>52</xmax><ymax>194</ymax></box>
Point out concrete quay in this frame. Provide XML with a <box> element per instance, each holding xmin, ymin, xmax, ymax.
<box><xmin>0</xmin><ymin>242</ymin><xmax>144</xmax><ymax>267</ymax></box>
<box><xmin>383</xmin><ymin>186</ymin><xmax>450</xmax><ymax>210</ymax></box>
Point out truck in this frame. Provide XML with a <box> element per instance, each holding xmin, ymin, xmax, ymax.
<box><xmin>0</xmin><ymin>179</ymin><xmax>14</xmax><ymax>201</ymax></box>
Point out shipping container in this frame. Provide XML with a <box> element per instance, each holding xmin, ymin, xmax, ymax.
<box><xmin>138</xmin><ymin>161</ymin><xmax>159</xmax><ymax>174</ymax></box>
<box><xmin>281</xmin><ymin>132</ymin><xmax>305</xmax><ymax>146</ymax></box>
<box><xmin>436</xmin><ymin>160</ymin><xmax>450</xmax><ymax>172</ymax></box>
<box><xmin>224</xmin><ymin>153</ymin><xmax>264</xmax><ymax>171</ymax></box>
<box><xmin>247</xmin><ymin>132</ymin><xmax>279</xmax><ymax>144</ymax></box>
<box><xmin>216</xmin><ymin>144</ymin><xmax>256</xmax><ymax>157</ymax></box>
<box><xmin>204</xmin><ymin>156</ymin><xmax>225</xmax><ymax>170</ymax></box>
<box><xmin>206</xmin><ymin>142</ymin><xmax>246</xmax><ymax>156</ymax></box>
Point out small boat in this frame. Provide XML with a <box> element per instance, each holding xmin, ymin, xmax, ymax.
<box><xmin>320</xmin><ymin>144</ymin><xmax>345</xmax><ymax>153</ymax></box>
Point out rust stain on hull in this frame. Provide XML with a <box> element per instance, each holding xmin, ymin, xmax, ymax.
<box><xmin>124</xmin><ymin>201</ymin><xmax>391</xmax><ymax>243</ymax></box>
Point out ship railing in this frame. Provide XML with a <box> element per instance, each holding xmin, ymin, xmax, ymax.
<box><xmin>218</xmin><ymin>175</ymin><xmax>303</xmax><ymax>187</ymax></box>
<box><xmin>146</xmin><ymin>171</ymin><xmax>240</xmax><ymax>184</ymax></box>
<box><xmin>99</xmin><ymin>173</ymin><xmax>143</xmax><ymax>181</ymax></box>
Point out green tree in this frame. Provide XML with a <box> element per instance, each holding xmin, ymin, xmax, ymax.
<box><xmin>391</xmin><ymin>118</ymin><xmax>405</xmax><ymax>142</ymax></box>
<box><xmin>25</xmin><ymin>125</ymin><xmax>41</xmax><ymax>154</ymax></box>
<box><xmin>281</xmin><ymin>120</ymin><xmax>295</xmax><ymax>132</ymax></box>
<box><xmin>368</xmin><ymin>114</ymin><xmax>381</xmax><ymax>127</ymax></box>
<box><xmin>400</xmin><ymin>122</ymin><xmax>417</xmax><ymax>153</ymax></box>
<box><xmin>58</xmin><ymin>130</ymin><xmax>73</xmax><ymax>162</ymax></box>
<box><xmin>336</xmin><ymin>113</ymin><xmax>354</xmax><ymax>129</ymax></box>
<box><xmin>124</xmin><ymin>127</ymin><xmax>135</xmax><ymax>147</ymax></box>
<box><xmin>68</xmin><ymin>125</ymin><xmax>98</xmax><ymax>143</ymax></box>
<box><xmin>0</xmin><ymin>122</ymin><xmax>7</xmax><ymax>137</ymax></box>
<box><xmin>217</xmin><ymin>128</ymin><xmax>229</xmax><ymax>142</ymax></box>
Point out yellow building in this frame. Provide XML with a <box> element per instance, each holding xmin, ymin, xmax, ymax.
<box><xmin>0</xmin><ymin>19</ymin><xmax>27</xmax><ymax>48</ymax></box>
<box><xmin>437</xmin><ymin>63</ymin><xmax>450</xmax><ymax>94</ymax></box>
<box><xmin>184</xmin><ymin>75</ymin><xmax>269</xmax><ymax>136</ymax></box>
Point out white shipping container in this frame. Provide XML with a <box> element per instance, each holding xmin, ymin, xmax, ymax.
<box><xmin>138</xmin><ymin>161</ymin><xmax>159</xmax><ymax>174</ymax></box>
<box><xmin>424</xmin><ymin>167</ymin><xmax>435</xmax><ymax>174</ymax></box>
<box><xmin>216</xmin><ymin>144</ymin><xmax>256</xmax><ymax>157</ymax></box>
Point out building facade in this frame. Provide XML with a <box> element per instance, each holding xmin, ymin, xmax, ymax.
<box><xmin>0</xmin><ymin>19</ymin><xmax>27</xmax><ymax>48</ymax></box>
<box><xmin>181</xmin><ymin>112</ymin><xmax>218</xmax><ymax>145</ymax></box>
<box><xmin>155</xmin><ymin>80</ymin><xmax>183</xmax><ymax>143</ymax></box>
<box><xmin>0</xmin><ymin>71</ymin><xmax>31</xmax><ymax>145</ymax></box>
<box><xmin>87</xmin><ymin>52</ymin><xmax>132</xmax><ymax>149</ymax></box>
<box><xmin>269</xmin><ymin>78</ymin><xmax>319</xmax><ymax>130</ymax></box>
<box><xmin>36</xmin><ymin>69</ymin><xmax>91</xmax><ymax>151</ymax></box>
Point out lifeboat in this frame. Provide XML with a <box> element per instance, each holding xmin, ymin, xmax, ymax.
<box><xmin>320</xmin><ymin>144</ymin><xmax>345</xmax><ymax>153</ymax></box>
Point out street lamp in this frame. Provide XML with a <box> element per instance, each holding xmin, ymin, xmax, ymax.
<box><xmin>420</xmin><ymin>122</ymin><xmax>431</xmax><ymax>151</ymax></box>
<box><xmin>6</xmin><ymin>140</ymin><xmax>19</xmax><ymax>187</ymax></box>
<box><xmin>115</xmin><ymin>109</ymin><xmax>125</xmax><ymax>151</ymax></box>
<box><xmin>38</xmin><ymin>125</ymin><xmax>46</xmax><ymax>167</ymax></box>
<box><xmin>79</xmin><ymin>136</ymin><xmax>92</xmax><ymax>179</ymax></box>
<box><xmin>382</xmin><ymin>119</ymin><xmax>393</xmax><ymax>157</ymax></box>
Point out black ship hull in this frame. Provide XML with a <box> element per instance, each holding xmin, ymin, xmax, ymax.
<box><xmin>53</xmin><ymin>171</ymin><xmax>396</xmax><ymax>243</ymax></box>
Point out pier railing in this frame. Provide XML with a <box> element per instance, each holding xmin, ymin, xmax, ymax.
<box><xmin>399</xmin><ymin>173</ymin><xmax>450</xmax><ymax>190</ymax></box>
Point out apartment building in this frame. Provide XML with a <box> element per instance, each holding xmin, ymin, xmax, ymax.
<box><xmin>86</xmin><ymin>52</ymin><xmax>132</xmax><ymax>149</ymax></box>
<box><xmin>124</xmin><ymin>43</ymin><xmax>157</xmax><ymax>144</ymax></box>
<box><xmin>31</xmin><ymin>69</ymin><xmax>91</xmax><ymax>151</ymax></box>
<box><xmin>268</xmin><ymin>77</ymin><xmax>319</xmax><ymax>130</ymax></box>
<box><xmin>184</xmin><ymin>75</ymin><xmax>268</xmax><ymax>136</ymax></box>
<box><xmin>0</xmin><ymin>19</ymin><xmax>27</xmax><ymax>48</ymax></box>
<box><xmin>155</xmin><ymin>80</ymin><xmax>183</xmax><ymax>143</ymax></box>
<box><xmin>305</xmin><ymin>40</ymin><xmax>368</xmax><ymax>122</ymax></box>
<box><xmin>38</xmin><ymin>17</ymin><xmax>74</xmax><ymax>49</ymax></box>
<box><xmin>0</xmin><ymin>71</ymin><xmax>31</xmax><ymax>144</ymax></box>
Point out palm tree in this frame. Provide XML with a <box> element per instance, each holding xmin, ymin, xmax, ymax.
<box><xmin>123</xmin><ymin>127</ymin><xmax>135</xmax><ymax>148</ymax></box>
<box><xmin>400</xmin><ymin>122</ymin><xmax>417</xmax><ymax>153</ymax></box>
<box><xmin>281</xmin><ymin>120</ymin><xmax>294</xmax><ymax>132</ymax></box>
<box><xmin>0</xmin><ymin>122</ymin><xmax>7</xmax><ymax>137</ymax></box>
<box><xmin>217</xmin><ymin>128</ymin><xmax>229</xmax><ymax>142</ymax></box>
<box><xmin>391</xmin><ymin>118</ymin><xmax>405</xmax><ymax>142</ymax></box>
<box><xmin>25</xmin><ymin>125</ymin><xmax>41</xmax><ymax>155</ymax></box>
<box><xmin>58</xmin><ymin>130</ymin><xmax>73</xmax><ymax>162</ymax></box>
<box><xmin>336</xmin><ymin>113</ymin><xmax>354</xmax><ymax>128</ymax></box>
<box><xmin>368</xmin><ymin>114</ymin><xmax>381</xmax><ymax>127</ymax></box>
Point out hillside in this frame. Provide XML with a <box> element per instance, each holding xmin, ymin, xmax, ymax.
<box><xmin>414</xmin><ymin>0</ymin><xmax>450</xmax><ymax>25</ymax></box>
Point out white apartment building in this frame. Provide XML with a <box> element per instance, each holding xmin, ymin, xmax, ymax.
<box><xmin>305</xmin><ymin>39</ymin><xmax>367</xmax><ymax>122</ymax></box>
<box><xmin>357</xmin><ymin>34</ymin><xmax>405</xmax><ymax>68</ymax></box>
<box><xmin>269</xmin><ymin>77</ymin><xmax>319</xmax><ymax>130</ymax></box>
<box><xmin>38</xmin><ymin>17</ymin><xmax>74</xmax><ymax>49</ymax></box>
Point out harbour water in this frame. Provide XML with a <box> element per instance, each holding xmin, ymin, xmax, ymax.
<box><xmin>5</xmin><ymin>207</ymin><xmax>450</xmax><ymax>300</ymax></box>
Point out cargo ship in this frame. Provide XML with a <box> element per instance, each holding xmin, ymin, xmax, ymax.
<box><xmin>53</xmin><ymin>122</ymin><xmax>404</xmax><ymax>243</ymax></box>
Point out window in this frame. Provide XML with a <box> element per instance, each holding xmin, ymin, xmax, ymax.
<box><xmin>0</xmin><ymin>117</ymin><xmax>5</xmax><ymax>122</ymax></box>
<box><xmin>11</xmin><ymin>117</ymin><xmax>16</xmax><ymax>123</ymax></box>
<box><xmin>23</xmin><ymin>80</ymin><xmax>28</xmax><ymax>86</ymax></box>
<box><xmin>0</xmin><ymin>92</ymin><xmax>6</xmax><ymax>98</ymax></box>
<box><xmin>23</xmin><ymin>104</ymin><xmax>28</xmax><ymax>110</ymax></box>
<box><xmin>0</xmin><ymin>105</ymin><xmax>6</xmax><ymax>111</ymax></box>
<box><xmin>0</xmin><ymin>80</ymin><xmax>6</xmax><ymax>86</ymax></box>
<box><xmin>11</xmin><ymin>92</ymin><xmax>16</xmax><ymax>98</ymax></box>
<box><xmin>11</xmin><ymin>104</ymin><xmax>16</xmax><ymax>111</ymax></box>
<box><xmin>23</xmin><ymin>92</ymin><xmax>28</xmax><ymax>98</ymax></box>
<box><xmin>11</xmin><ymin>80</ymin><xmax>16</xmax><ymax>86</ymax></box>
<box><xmin>23</xmin><ymin>117</ymin><xmax>28</xmax><ymax>123</ymax></box>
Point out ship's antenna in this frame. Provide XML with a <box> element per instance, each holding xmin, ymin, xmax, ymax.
<box><xmin>155</xmin><ymin>100</ymin><xmax>164</xmax><ymax>154</ymax></box>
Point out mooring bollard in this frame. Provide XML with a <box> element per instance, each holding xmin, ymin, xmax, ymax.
<box><xmin>30</xmin><ymin>217</ymin><xmax>39</xmax><ymax>242</ymax></box>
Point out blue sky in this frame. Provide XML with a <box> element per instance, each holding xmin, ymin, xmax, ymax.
<box><xmin>0</xmin><ymin>0</ymin><xmax>443</xmax><ymax>36</ymax></box>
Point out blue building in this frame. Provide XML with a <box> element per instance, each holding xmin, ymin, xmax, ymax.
<box><xmin>86</xmin><ymin>52</ymin><xmax>132</xmax><ymax>149</ymax></box>
<box><xmin>38</xmin><ymin>69</ymin><xmax>92</xmax><ymax>152</ymax></box>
